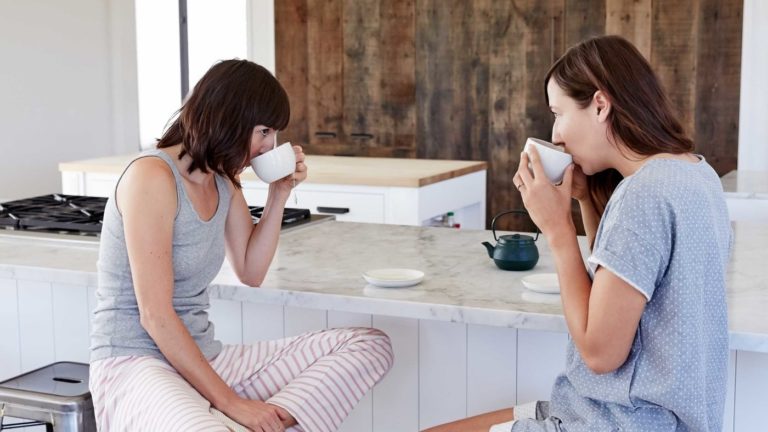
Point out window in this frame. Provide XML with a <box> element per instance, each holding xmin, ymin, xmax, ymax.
<box><xmin>134</xmin><ymin>0</ymin><xmax>248</xmax><ymax>148</ymax></box>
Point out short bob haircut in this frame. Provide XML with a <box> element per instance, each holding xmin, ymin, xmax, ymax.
<box><xmin>157</xmin><ymin>59</ymin><xmax>290</xmax><ymax>188</ymax></box>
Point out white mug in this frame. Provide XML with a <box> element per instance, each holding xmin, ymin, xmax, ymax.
<box><xmin>250</xmin><ymin>142</ymin><xmax>296</xmax><ymax>183</ymax></box>
<box><xmin>523</xmin><ymin>137</ymin><xmax>573</xmax><ymax>184</ymax></box>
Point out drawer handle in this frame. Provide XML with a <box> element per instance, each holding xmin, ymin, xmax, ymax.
<box><xmin>315</xmin><ymin>131</ymin><xmax>337</xmax><ymax>138</ymax></box>
<box><xmin>351</xmin><ymin>133</ymin><xmax>374</xmax><ymax>140</ymax></box>
<box><xmin>317</xmin><ymin>206</ymin><xmax>350</xmax><ymax>214</ymax></box>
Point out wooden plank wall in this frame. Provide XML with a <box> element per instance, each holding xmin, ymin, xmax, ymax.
<box><xmin>276</xmin><ymin>0</ymin><xmax>742</xmax><ymax>230</ymax></box>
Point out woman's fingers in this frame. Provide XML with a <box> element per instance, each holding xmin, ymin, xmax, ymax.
<box><xmin>525</xmin><ymin>145</ymin><xmax>549</xmax><ymax>181</ymax></box>
<box><xmin>517</xmin><ymin>152</ymin><xmax>534</xmax><ymax>184</ymax></box>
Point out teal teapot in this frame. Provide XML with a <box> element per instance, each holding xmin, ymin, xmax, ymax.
<box><xmin>482</xmin><ymin>210</ymin><xmax>540</xmax><ymax>271</ymax></box>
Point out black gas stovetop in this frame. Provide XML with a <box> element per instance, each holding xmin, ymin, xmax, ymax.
<box><xmin>0</xmin><ymin>194</ymin><xmax>311</xmax><ymax>237</ymax></box>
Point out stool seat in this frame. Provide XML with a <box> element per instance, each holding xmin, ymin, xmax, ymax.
<box><xmin>0</xmin><ymin>362</ymin><xmax>94</xmax><ymax>432</ymax></box>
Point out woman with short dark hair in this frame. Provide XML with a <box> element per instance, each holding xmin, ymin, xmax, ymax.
<box><xmin>89</xmin><ymin>59</ymin><xmax>393</xmax><ymax>432</ymax></box>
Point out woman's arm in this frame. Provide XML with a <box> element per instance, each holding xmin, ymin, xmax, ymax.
<box><xmin>546</xmin><ymin>233</ymin><xmax>647</xmax><ymax>374</ymax></box>
<box><xmin>224</xmin><ymin>183</ymin><xmax>289</xmax><ymax>286</ymax></box>
<box><xmin>515</xmin><ymin>149</ymin><xmax>646</xmax><ymax>374</ymax></box>
<box><xmin>118</xmin><ymin>159</ymin><xmax>285</xmax><ymax>431</ymax></box>
<box><xmin>224</xmin><ymin>145</ymin><xmax>307</xmax><ymax>286</ymax></box>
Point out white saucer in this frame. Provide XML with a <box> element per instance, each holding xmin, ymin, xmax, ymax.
<box><xmin>521</xmin><ymin>273</ymin><xmax>560</xmax><ymax>294</ymax></box>
<box><xmin>362</xmin><ymin>268</ymin><xmax>424</xmax><ymax>288</ymax></box>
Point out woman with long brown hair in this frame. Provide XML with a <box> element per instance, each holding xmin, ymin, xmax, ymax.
<box><xmin>426</xmin><ymin>35</ymin><xmax>732</xmax><ymax>432</ymax></box>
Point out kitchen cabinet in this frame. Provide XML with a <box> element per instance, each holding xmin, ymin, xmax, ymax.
<box><xmin>59</xmin><ymin>154</ymin><xmax>487</xmax><ymax>228</ymax></box>
<box><xmin>275</xmin><ymin>0</ymin><xmax>417</xmax><ymax>159</ymax></box>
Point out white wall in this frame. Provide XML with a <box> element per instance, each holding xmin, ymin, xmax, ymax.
<box><xmin>738</xmin><ymin>0</ymin><xmax>768</xmax><ymax>171</ymax></box>
<box><xmin>136</xmin><ymin>0</ymin><xmax>261</xmax><ymax>148</ymax></box>
<box><xmin>247</xmin><ymin>0</ymin><xmax>276</xmax><ymax>74</ymax></box>
<box><xmin>0</xmin><ymin>0</ymin><xmax>139</xmax><ymax>201</ymax></box>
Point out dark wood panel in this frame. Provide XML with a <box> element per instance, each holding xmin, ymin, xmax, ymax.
<box><xmin>356</xmin><ymin>0</ymin><xmax>416</xmax><ymax>157</ymax></box>
<box><xmin>274</xmin><ymin>0</ymin><xmax>308</xmax><ymax>147</ymax></box>
<box><xmin>306</xmin><ymin>0</ymin><xmax>346</xmax><ymax>155</ymax></box>
<box><xmin>564</xmin><ymin>0</ymin><xmax>606</xmax><ymax>50</ymax></box>
<box><xmin>416</xmin><ymin>1</ymin><xmax>491</xmax><ymax>161</ymax></box>
<box><xmin>694</xmin><ymin>0</ymin><xmax>742</xmax><ymax>175</ymax></box>
<box><xmin>487</xmin><ymin>0</ymin><xmax>533</xmax><ymax>229</ymax></box>
<box><xmin>368</xmin><ymin>1</ymin><xmax>417</xmax><ymax>158</ymax></box>
<box><xmin>275</xmin><ymin>0</ymin><xmax>743</xmax><ymax>231</ymax></box>
<box><xmin>651</xmin><ymin>0</ymin><xmax>698</xmax><ymax>140</ymax></box>
<box><xmin>605</xmin><ymin>0</ymin><xmax>651</xmax><ymax>59</ymax></box>
<box><xmin>343</xmin><ymin>0</ymin><xmax>381</xmax><ymax>157</ymax></box>
<box><xmin>484</xmin><ymin>0</ymin><xmax>562</xmax><ymax>231</ymax></box>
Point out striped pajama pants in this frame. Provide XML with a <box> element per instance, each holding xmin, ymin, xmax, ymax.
<box><xmin>89</xmin><ymin>327</ymin><xmax>394</xmax><ymax>432</ymax></box>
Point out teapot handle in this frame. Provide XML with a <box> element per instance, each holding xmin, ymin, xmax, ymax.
<box><xmin>490</xmin><ymin>210</ymin><xmax>540</xmax><ymax>242</ymax></box>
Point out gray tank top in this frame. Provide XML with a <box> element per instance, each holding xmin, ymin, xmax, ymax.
<box><xmin>90</xmin><ymin>149</ymin><xmax>231</xmax><ymax>362</ymax></box>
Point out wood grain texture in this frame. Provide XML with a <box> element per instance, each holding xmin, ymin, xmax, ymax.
<box><xmin>605</xmin><ymin>0</ymin><xmax>651</xmax><ymax>59</ymax></box>
<box><xmin>487</xmin><ymin>0</ymin><xmax>544</xmax><ymax>231</ymax></box>
<box><xmin>564</xmin><ymin>0</ymin><xmax>606</xmax><ymax>50</ymax></box>
<box><xmin>651</xmin><ymin>0</ymin><xmax>698</xmax><ymax>141</ymax></box>
<box><xmin>275</xmin><ymin>0</ymin><xmax>308</xmax><ymax>148</ymax></box>
<box><xmin>694</xmin><ymin>0</ymin><xmax>742</xmax><ymax>175</ymax></box>
<box><xmin>378</xmin><ymin>1</ymin><xmax>417</xmax><ymax>158</ymax></box>
<box><xmin>343</xmin><ymin>0</ymin><xmax>417</xmax><ymax>158</ymax></box>
<box><xmin>343</xmin><ymin>0</ymin><xmax>381</xmax><ymax>157</ymax></box>
<box><xmin>275</xmin><ymin>0</ymin><xmax>743</xmax><ymax>230</ymax></box>
<box><xmin>307</xmin><ymin>0</ymin><xmax>346</xmax><ymax>155</ymax></box>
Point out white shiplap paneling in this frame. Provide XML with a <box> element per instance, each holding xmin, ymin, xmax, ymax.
<box><xmin>419</xmin><ymin>320</ymin><xmax>467</xmax><ymax>430</ymax></box>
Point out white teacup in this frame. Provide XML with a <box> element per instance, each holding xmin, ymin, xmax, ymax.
<box><xmin>250</xmin><ymin>142</ymin><xmax>296</xmax><ymax>183</ymax></box>
<box><xmin>523</xmin><ymin>137</ymin><xmax>573</xmax><ymax>184</ymax></box>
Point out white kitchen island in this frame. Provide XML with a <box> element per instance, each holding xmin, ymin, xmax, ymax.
<box><xmin>1</xmin><ymin>221</ymin><xmax>767</xmax><ymax>431</ymax></box>
<box><xmin>59</xmin><ymin>154</ymin><xmax>487</xmax><ymax>229</ymax></box>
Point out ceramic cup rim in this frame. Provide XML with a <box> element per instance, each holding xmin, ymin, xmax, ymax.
<box><xmin>527</xmin><ymin>137</ymin><xmax>565</xmax><ymax>153</ymax></box>
<box><xmin>250</xmin><ymin>142</ymin><xmax>295</xmax><ymax>183</ymax></box>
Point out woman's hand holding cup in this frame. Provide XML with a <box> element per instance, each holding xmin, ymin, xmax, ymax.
<box><xmin>514</xmin><ymin>145</ymin><xmax>576</xmax><ymax>240</ymax></box>
<box><xmin>250</xmin><ymin>142</ymin><xmax>307</xmax><ymax>200</ymax></box>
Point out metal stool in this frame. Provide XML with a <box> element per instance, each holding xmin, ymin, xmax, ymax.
<box><xmin>0</xmin><ymin>362</ymin><xmax>94</xmax><ymax>432</ymax></box>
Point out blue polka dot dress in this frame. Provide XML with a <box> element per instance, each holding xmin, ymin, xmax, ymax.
<box><xmin>512</xmin><ymin>156</ymin><xmax>733</xmax><ymax>432</ymax></box>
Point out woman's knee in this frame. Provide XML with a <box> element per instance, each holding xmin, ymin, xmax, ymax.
<box><xmin>370</xmin><ymin>328</ymin><xmax>394</xmax><ymax>364</ymax></box>
<box><xmin>351</xmin><ymin>327</ymin><xmax>395</xmax><ymax>372</ymax></box>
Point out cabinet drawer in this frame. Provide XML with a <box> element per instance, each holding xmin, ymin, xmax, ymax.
<box><xmin>240</xmin><ymin>184</ymin><xmax>385</xmax><ymax>223</ymax></box>
<box><xmin>298</xmin><ymin>191</ymin><xmax>384</xmax><ymax>223</ymax></box>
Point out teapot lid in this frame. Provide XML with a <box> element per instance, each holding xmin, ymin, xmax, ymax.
<box><xmin>498</xmin><ymin>233</ymin><xmax>536</xmax><ymax>244</ymax></box>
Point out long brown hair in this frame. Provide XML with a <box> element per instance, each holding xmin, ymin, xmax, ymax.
<box><xmin>157</xmin><ymin>59</ymin><xmax>290</xmax><ymax>188</ymax></box>
<box><xmin>544</xmin><ymin>35</ymin><xmax>693</xmax><ymax>220</ymax></box>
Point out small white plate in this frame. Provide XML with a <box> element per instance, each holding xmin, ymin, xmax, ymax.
<box><xmin>521</xmin><ymin>273</ymin><xmax>560</xmax><ymax>294</ymax></box>
<box><xmin>362</xmin><ymin>268</ymin><xmax>424</xmax><ymax>288</ymax></box>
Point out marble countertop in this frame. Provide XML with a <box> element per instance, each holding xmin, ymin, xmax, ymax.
<box><xmin>1</xmin><ymin>221</ymin><xmax>767</xmax><ymax>352</ymax></box>
<box><xmin>721</xmin><ymin>169</ymin><xmax>768</xmax><ymax>199</ymax></box>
